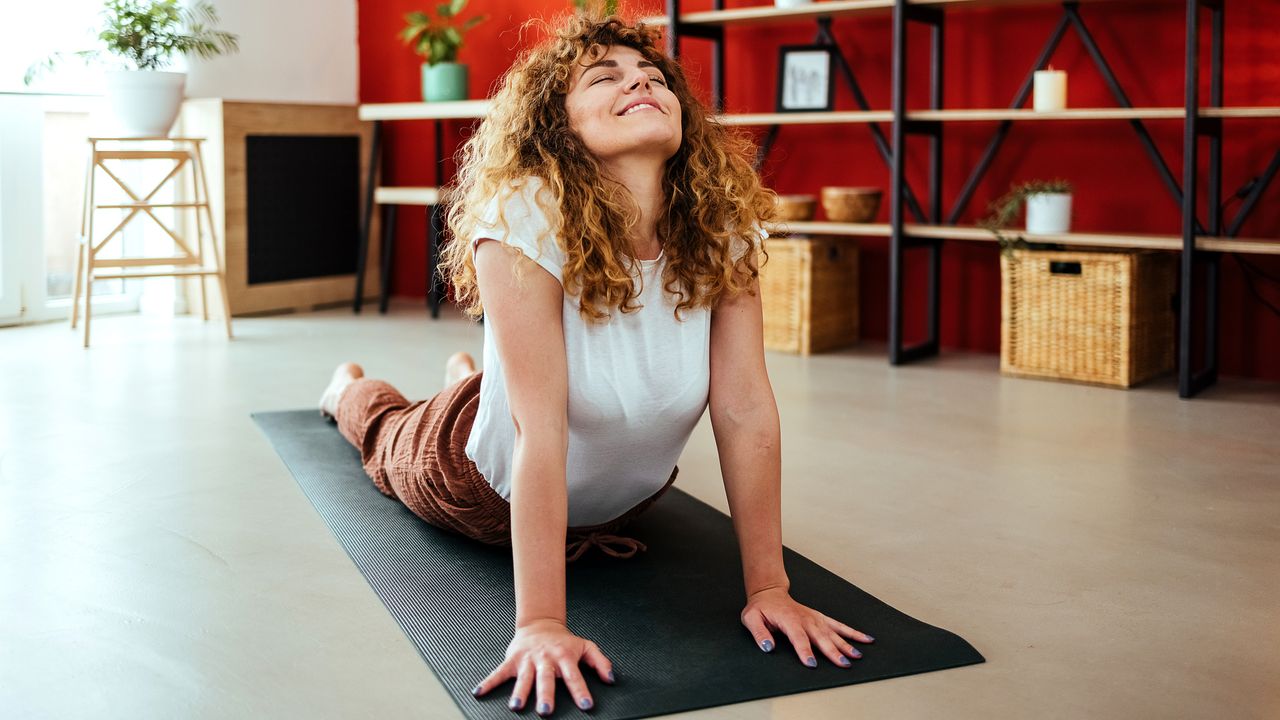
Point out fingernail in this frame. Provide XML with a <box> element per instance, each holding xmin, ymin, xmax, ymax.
<box><xmin>865</xmin><ymin>635</ymin><xmax>875</xmax><ymax>643</ymax></box>
<box><xmin>472</xmin><ymin>684</ymin><xmax>482</xmax><ymax>696</ymax></box>
<box><xmin>538</xmin><ymin>702</ymin><xmax>551</xmax><ymax>715</ymax></box>
<box><xmin>579</xmin><ymin>698</ymin><xmax>593</xmax><ymax>710</ymax></box>
<box><xmin>760</xmin><ymin>639</ymin><xmax>774</xmax><ymax>652</ymax></box>
<box><xmin>509</xmin><ymin>697</ymin><xmax>523</xmax><ymax>710</ymax></box>
<box><xmin>850</xmin><ymin>649</ymin><xmax>863</xmax><ymax>659</ymax></box>
<box><xmin>838</xmin><ymin>656</ymin><xmax>851</xmax><ymax>667</ymax></box>
<box><xmin>805</xmin><ymin>656</ymin><xmax>817</xmax><ymax>668</ymax></box>
<box><xmin>607</xmin><ymin>669</ymin><xmax>616</xmax><ymax>683</ymax></box>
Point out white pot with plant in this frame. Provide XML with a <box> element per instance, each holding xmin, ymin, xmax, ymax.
<box><xmin>401</xmin><ymin>0</ymin><xmax>488</xmax><ymax>103</ymax></box>
<box><xmin>981</xmin><ymin>179</ymin><xmax>1074</xmax><ymax>255</ymax></box>
<box><xmin>25</xmin><ymin>0</ymin><xmax>239</xmax><ymax>138</ymax></box>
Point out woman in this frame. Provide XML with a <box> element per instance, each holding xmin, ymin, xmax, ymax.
<box><xmin>319</xmin><ymin>14</ymin><xmax>873</xmax><ymax>717</ymax></box>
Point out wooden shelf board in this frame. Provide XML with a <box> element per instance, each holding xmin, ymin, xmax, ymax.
<box><xmin>640</xmin><ymin>0</ymin><xmax>1140</xmax><ymax>28</ymax></box>
<box><xmin>719</xmin><ymin>110</ymin><xmax>893</xmax><ymax>125</ymax></box>
<box><xmin>1200</xmin><ymin>106</ymin><xmax>1280</xmax><ymax>119</ymax></box>
<box><xmin>907</xmin><ymin>107</ymin><xmax>1185</xmax><ymax>121</ymax></box>
<box><xmin>358</xmin><ymin>100</ymin><xmax>491</xmax><ymax>121</ymax></box>
<box><xmin>766</xmin><ymin>221</ymin><xmax>891</xmax><ymax>237</ymax></box>
<box><xmin>374</xmin><ymin>186</ymin><xmax>441</xmax><ymax>206</ymax></box>
<box><xmin>766</xmin><ymin>221</ymin><xmax>1280</xmax><ymax>254</ymax></box>
<box><xmin>639</xmin><ymin>0</ymin><xmax>893</xmax><ymax>27</ymax></box>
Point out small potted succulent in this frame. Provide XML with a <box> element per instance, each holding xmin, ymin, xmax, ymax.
<box><xmin>401</xmin><ymin>0</ymin><xmax>488</xmax><ymax>103</ymax></box>
<box><xmin>25</xmin><ymin>0</ymin><xmax>239</xmax><ymax>138</ymax></box>
<box><xmin>981</xmin><ymin>179</ymin><xmax>1073</xmax><ymax>256</ymax></box>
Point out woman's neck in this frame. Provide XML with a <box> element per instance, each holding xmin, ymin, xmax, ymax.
<box><xmin>600</xmin><ymin>158</ymin><xmax>665</xmax><ymax>261</ymax></box>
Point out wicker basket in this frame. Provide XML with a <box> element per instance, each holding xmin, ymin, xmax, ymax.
<box><xmin>1000</xmin><ymin>248</ymin><xmax>1177</xmax><ymax>387</ymax></box>
<box><xmin>760</xmin><ymin>236</ymin><xmax>859</xmax><ymax>354</ymax></box>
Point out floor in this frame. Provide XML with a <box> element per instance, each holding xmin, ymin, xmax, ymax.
<box><xmin>2</xmin><ymin>303</ymin><xmax>1277</xmax><ymax>719</ymax></box>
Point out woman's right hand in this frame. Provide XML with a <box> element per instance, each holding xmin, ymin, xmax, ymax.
<box><xmin>473</xmin><ymin>619</ymin><xmax>616</xmax><ymax>715</ymax></box>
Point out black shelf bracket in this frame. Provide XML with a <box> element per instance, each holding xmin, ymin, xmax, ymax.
<box><xmin>889</xmin><ymin>0</ymin><xmax>945</xmax><ymax>365</ymax></box>
<box><xmin>1179</xmin><ymin>0</ymin><xmax>1225</xmax><ymax>398</ymax></box>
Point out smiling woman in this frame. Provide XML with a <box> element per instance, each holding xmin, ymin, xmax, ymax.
<box><xmin>319</xmin><ymin>12</ymin><xmax>875</xmax><ymax>718</ymax></box>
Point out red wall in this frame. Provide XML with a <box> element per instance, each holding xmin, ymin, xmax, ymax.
<box><xmin>357</xmin><ymin>0</ymin><xmax>1280</xmax><ymax>381</ymax></box>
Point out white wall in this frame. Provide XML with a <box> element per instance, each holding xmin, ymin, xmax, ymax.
<box><xmin>185</xmin><ymin>0</ymin><xmax>359</xmax><ymax>104</ymax></box>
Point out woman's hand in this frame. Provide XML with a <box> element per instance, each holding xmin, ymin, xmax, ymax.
<box><xmin>740</xmin><ymin>587</ymin><xmax>875</xmax><ymax>667</ymax></box>
<box><xmin>472</xmin><ymin>619</ymin><xmax>616</xmax><ymax>716</ymax></box>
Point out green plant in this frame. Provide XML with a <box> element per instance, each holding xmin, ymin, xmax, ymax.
<box><xmin>24</xmin><ymin>0</ymin><xmax>239</xmax><ymax>85</ymax></box>
<box><xmin>572</xmin><ymin>0</ymin><xmax>620</xmax><ymax>18</ymax></box>
<box><xmin>980</xmin><ymin>178</ymin><xmax>1073</xmax><ymax>256</ymax></box>
<box><xmin>401</xmin><ymin>0</ymin><xmax>488</xmax><ymax>66</ymax></box>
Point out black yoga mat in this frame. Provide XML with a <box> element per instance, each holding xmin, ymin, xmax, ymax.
<box><xmin>253</xmin><ymin>410</ymin><xmax>984</xmax><ymax>719</ymax></box>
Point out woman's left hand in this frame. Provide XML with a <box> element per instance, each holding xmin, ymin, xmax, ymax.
<box><xmin>740</xmin><ymin>587</ymin><xmax>875</xmax><ymax>667</ymax></box>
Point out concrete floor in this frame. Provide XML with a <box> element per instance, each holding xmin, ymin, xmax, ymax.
<box><xmin>1</xmin><ymin>302</ymin><xmax>1277</xmax><ymax>720</ymax></box>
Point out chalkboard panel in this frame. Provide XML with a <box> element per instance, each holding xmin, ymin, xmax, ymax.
<box><xmin>245</xmin><ymin>135</ymin><xmax>360</xmax><ymax>285</ymax></box>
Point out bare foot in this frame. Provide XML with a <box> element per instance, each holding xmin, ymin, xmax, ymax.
<box><xmin>320</xmin><ymin>362</ymin><xmax>364</xmax><ymax>421</ymax></box>
<box><xmin>444</xmin><ymin>351</ymin><xmax>478</xmax><ymax>388</ymax></box>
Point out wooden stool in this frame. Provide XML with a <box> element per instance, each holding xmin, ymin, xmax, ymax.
<box><xmin>71</xmin><ymin>136</ymin><xmax>233</xmax><ymax>346</ymax></box>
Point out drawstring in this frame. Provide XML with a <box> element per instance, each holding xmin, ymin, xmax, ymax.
<box><xmin>565</xmin><ymin>532</ymin><xmax>648</xmax><ymax>562</ymax></box>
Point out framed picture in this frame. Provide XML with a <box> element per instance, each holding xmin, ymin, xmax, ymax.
<box><xmin>776</xmin><ymin>45</ymin><xmax>835</xmax><ymax>112</ymax></box>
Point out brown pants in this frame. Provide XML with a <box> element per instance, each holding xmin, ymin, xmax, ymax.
<box><xmin>333</xmin><ymin>371</ymin><xmax>677</xmax><ymax>562</ymax></box>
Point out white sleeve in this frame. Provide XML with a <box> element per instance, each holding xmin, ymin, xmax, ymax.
<box><xmin>730</xmin><ymin>221</ymin><xmax>769</xmax><ymax>263</ymax></box>
<box><xmin>470</xmin><ymin>178</ymin><xmax>565</xmax><ymax>286</ymax></box>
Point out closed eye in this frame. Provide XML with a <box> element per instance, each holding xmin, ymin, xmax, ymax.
<box><xmin>591</xmin><ymin>74</ymin><xmax>667</xmax><ymax>86</ymax></box>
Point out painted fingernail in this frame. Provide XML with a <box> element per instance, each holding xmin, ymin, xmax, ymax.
<box><xmin>805</xmin><ymin>656</ymin><xmax>817</xmax><ymax>668</ymax></box>
<box><xmin>538</xmin><ymin>702</ymin><xmax>551</xmax><ymax>715</ymax></box>
<box><xmin>509</xmin><ymin>696</ymin><xmax>523</xmax><ymax>710</ymax></box>
<box><xmin>760</xmin><ymin>639</ymin><xmax>774</xmax><ymax>652</ymax></box>
<box><xmin>838</xmin><ymin>656</ymin><xmax>851</xmax><ymax>667</ymax></box>
<box><xmin>865</xmin><ymin>635</ymin><xmax>875</xmax><ymax>643</ymax></box>
<box><xmin>607</xmin><ymin>669</ymin><xmax>616</xmax><ymax>683</ymax></box>
<box><xmin>850</xmin><ymin>649</ymin><xmax>863</xmax><ymax>659</ymax></box>
<box><xmin>579</xmin><ymin>698</ymin><xmax>593</xmax><ymax>710</ymax></box>
<box><xmin>472</xmin><ymin>684</ymin><xmax>482</xmax><ymax>696</ymax></box>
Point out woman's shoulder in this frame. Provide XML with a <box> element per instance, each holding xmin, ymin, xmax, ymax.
<box><xmin>473</xmin><ymin>175</ymin><xmax>566</xmax><ymax>283</ymax></box>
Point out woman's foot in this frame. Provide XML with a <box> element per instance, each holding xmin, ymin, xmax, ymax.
<box><xmin>444</xmin><ymin>351</ymin><xmax>478</xmax><ymax>388</ymax></box>
<box><xmin>320</xmin><ymin>362</ymin><xmax>364</xmax><ymax>421</ymax></box>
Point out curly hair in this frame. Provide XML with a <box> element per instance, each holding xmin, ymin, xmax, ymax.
<box><xmin>440</xmin><ymin>12</ymin><xmax>777</xmax><ymax>322</ymax></box>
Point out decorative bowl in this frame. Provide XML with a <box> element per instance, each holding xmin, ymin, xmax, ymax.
<box><xmin>775</xmin><ymin>194</ymin><xmax>818</xmax><ymax>221</ymax></box>
<box><xmin>820</xmin><ymin>186</ymin><xmax>882</xmax><ymax>223</ymax></box>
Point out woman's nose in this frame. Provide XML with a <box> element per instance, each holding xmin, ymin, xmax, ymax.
<box><xmin>625</xmin><ymin>69</ymin><xmax>650</xmax><ymax>91</ymax></box>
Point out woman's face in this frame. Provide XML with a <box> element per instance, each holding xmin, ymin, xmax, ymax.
<box><xmin>564</xmin><ymin>45</ymin><xmax>682</xmax><ymax>166</ymax></box>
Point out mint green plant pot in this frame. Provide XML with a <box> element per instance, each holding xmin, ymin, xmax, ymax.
<box><xmin>421</xmin><ymin>62</ymin><xmax>468</xmax><ymax>102</ymax></box>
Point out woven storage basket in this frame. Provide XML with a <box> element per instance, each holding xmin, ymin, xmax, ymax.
<box><xmin>760</xmin><ymin>236</ymin><xmax>859</xmax><ymax>354</ymax></box>
<box><xmin>1000</xmin><ymin>248</ymin><xmax>1176</xmax><ymax>387</ymax></box>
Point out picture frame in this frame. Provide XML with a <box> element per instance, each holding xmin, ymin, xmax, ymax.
<box><xmin>776</xmin><ymin>45</ymin><xmax>836</xmax><ymax>113</ymax></box>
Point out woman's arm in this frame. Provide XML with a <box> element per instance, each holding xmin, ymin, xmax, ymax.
<box><xmin>472</xmin><ymin>240</ymin><xmax>614</xmax><ymax>714</ymax></box>
<box><xmin>708</xmin><ymin>279</ymin><xmax>789</xmax><ymax>597</ymax></box>
<box><xmin>709</xmin><ymin>277</ymin><xmax>875</xmax><ymax>667</ymax></box>
<box><xmin>474</xmin><ymin>239</ymin><xmax>570</xmax><ymax>627</ymax></box>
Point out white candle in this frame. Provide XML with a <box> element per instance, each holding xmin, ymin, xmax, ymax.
<box><xmin>1033</xmin><ymin>69</ymin><xmax>1067</xmax><ymax>111</ymax></box>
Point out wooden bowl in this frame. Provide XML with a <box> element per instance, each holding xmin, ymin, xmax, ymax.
<box><xmin>775</xmin><ymin>194</ymin><xmax>817</xmax><ymax>221</ymax></box>
<box><xmin>820</xmin><ymin>186</ymin><xmax>882</xmax><ymax>223</ymax></box>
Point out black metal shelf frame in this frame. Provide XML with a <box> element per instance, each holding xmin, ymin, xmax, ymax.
<box><xmin>664</xmin><ymin>0</ymin><xmax>1279</xmax><ymax>398</ymax></box>
<box><xmin>354</xmin><ymin>120</ymin><xmax>448</xmax><ymax>319</ymax></box>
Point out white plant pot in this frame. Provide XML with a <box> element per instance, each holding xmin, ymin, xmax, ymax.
<box><xmin>774</xmin><ymin>0</ymin><xmax>813</xmax><ymax>7</ymax></box>
<box><xmin>104</xmin><ymin>70</ymin><xmax>187</xmax><ymax>138</ymax></box>
<box><xmin>1025</xmin><ymin>192</ymin><xmax>1072</xmax><ymax>234</ymax></box>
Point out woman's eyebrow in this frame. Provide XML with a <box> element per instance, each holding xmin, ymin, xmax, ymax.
<box><xmin>579</xmin><ymin>59</ymin><xmax>661</xmax><ymax>82</ymax></box>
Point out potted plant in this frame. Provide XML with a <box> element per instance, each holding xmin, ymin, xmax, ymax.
<box><xmin>401</xmin><ymin>0</ymin><xmax>488</xmax><ymax>103</ymax></box>
<box><xmin>25</xmin><ymin>0</ymin><xmax>239</xmax><ymax>138</ymax></box>
<box><xmin>571</xmin><ymin>0</ymin><xmax>620</xmax><ymax>16</ymax></box>
<box><xmin>980</xmin><ymin>179</ymin><xmax>1073</xmax><ymax>256</ymax></box>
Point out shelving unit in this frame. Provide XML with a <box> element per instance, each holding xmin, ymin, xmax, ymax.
<box><xmin>353</xmin><ymin>0</ymin><xmax>1277</xmax><ymax>396</ymax></box>
<box><xmin>353</xmin><ymin>100</ymin><xmax>487</xmax><ymax>316</ymax></box>
<box><xmin>656</xmin><ymin>0</ymin><xmax>1279</xmax><ymax>398</ymax></box>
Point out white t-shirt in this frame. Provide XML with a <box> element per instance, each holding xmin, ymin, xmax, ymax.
<box><xmin>464</xmin><ymin>176</ymin><xmax>766</xmax><ymax>526</ymax></box>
